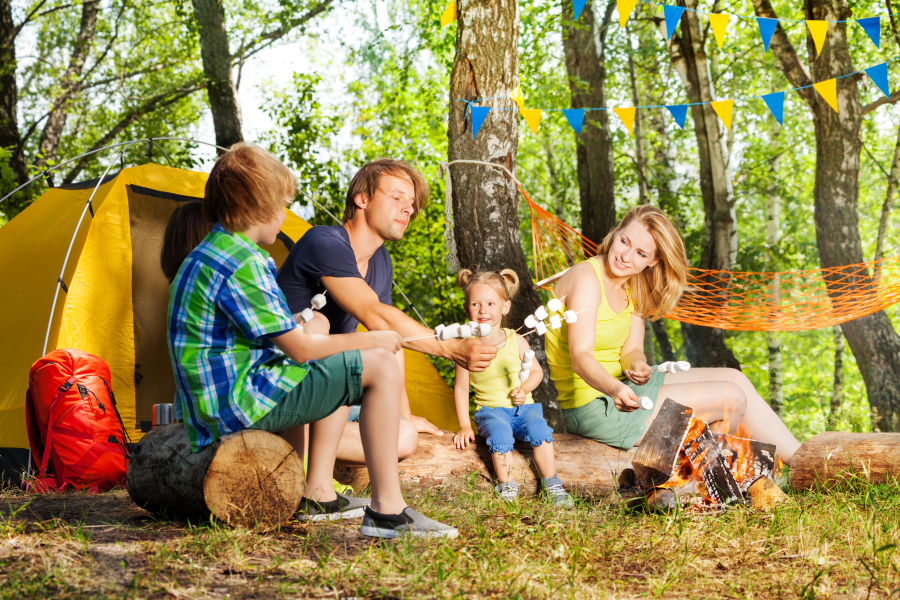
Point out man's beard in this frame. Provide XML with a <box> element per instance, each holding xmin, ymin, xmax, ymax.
<box><xmin>377</xmin><ymin>221</ymin><xmax>406</xmax><ymax>242</ymax></box>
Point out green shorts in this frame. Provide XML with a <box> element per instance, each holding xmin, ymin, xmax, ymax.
<box><xmin>562</xmin><ymin>368</ymin><xmax>666</xmax><ymax>450</ymax></box>
<box><xmin>249</xmin><ymin>350</ymin><xmax>364</xmax><ymax>433</ymax></box>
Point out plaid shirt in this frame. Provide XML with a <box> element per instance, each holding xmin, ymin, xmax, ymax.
<box><xmin>168</xmin><ymin>224</ymin><xmax>308</xmax><ymax>452</ymax></box>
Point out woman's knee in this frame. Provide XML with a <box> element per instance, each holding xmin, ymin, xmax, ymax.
<box><xmin>397</xmin><ymin>418</ymin><xmax>419</xmax><ymax>459</ymax></box>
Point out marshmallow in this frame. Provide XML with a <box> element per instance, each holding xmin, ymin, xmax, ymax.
<box><xmin>549</xmin><ymin>315</ymin><xmax>562</xmax><ymax>329</ymax></box>
<box><xmin>676</xmin><ymin>361</ymin><xmax>691</xmax><ymax>372</ymax></box>
<box><xmin>547</xmin><ymin>298</ymin><xmax>563</xmax><ymax>313</ymax></box>
<box><xmin>521</xmin><ymin>360</ymin><xmax>533</xmax><ymax>370</ymax></box>
<box><xmin>475</xmin><ymin>323</ymin><xmax>491</xmax><ymax>337</ymax></box>
<box><xmin>296</xmin><ymin>324</ymin><xmax>304</xmax><ymax>333</ymax></box>
<box><xmin>524</xmin><ymin>315</ymin><xmax>538</xmax><ymax>329</ymax></box>
<box><xmin>638</xmin><ymin>396</ymin><xmax>654</xmax><ymax>410</ymax></box>
<box><xmin>534</xmin><ymin>306</ymin><xmax>549</xmax><ymax>321</ymax></box>
<box><xmin>466</xmin><ymin>320</ymin><xmax>478</xmax><ymax>331</ymax></box>
<box><xmin>518</xmin><ymin>369</ymin><xmax>530</xmax><ymax>383</ymax></box>
<box><xmin>434</xmin><ymin>324</ymin><xmax>445</xmax><ymax>337</ymax></box>
<box><xmin>446</xmin><ymin>323</ymin><xmax>461</xmax><ymax>338</ymax></box>
<box><xmin>458</xmin><ymin>325</ymin><xmax>473</xmax><ymax>339</ymax></box>
<box><xmin>535</xmin><ymin>321</ymin><xmax>548</xmax><ymax>336</ymax></box>
<box><xmin>563</xmin><ymin>310</ymin><xmax>578</xmax><ymax>324</ymax></box>
<box><xmin>524</xmin><ymin>349</ymin><xmax>535</xmax><ymax>361</ymax></box>
<box><xmin>658</xmin><ymin>361</ymin><xmax>674</xmax><ymax>373</ymax></box>
<box><xmin>298</xmin><ymin>308</ymin><xmax>314</xmax><ymax>324</ymax></box>
<box><xmin>310</xmin><ymin>294</ymin><xmax>327</xmax><ymax>310</ymax></box>
<box><xmin>438</xmin><ymin>328</ymin><xmax>456</xmax><ymax>341</ymax></box>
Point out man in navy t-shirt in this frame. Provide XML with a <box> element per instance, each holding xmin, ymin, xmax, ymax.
<box><xmin>277</xmin><ymin>159</ymin><xmax>498</xmax><ymax>467</ymax></box>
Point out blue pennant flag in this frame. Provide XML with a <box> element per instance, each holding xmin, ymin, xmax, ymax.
<box><xmin>664</xmin><ymin>5</ymin><xmax>685</xmax><ymax>40</ymax></box>
<box><xmin>865</xmin><ymin>62</ymin><xmax>890</xmax><ymax>98</ymax></box>
<box><xmin>470</xmin><ymin>106</ymin><xmax>490</xmax><ymax>139</ymax></box>
<box><xmin>856</xmin><ymin>17</ymin><xmax>881</xmax><ymax>48</ymax></box>
<box><xmin>563</xmin><ymin>109</ymin><xmax>585</xmax><ymax>134</ymax></box>
<box><xmin>573</xmin><ymin>0</ymin><xmax>588</xmax><ymax>20</ymax></box>
<box><xmin>762</xmin><ymin>91</ymin><xmax>785</xmax><ymax>125</ymax></box>
<box><xmin>756</xmin><ymin>17</ymin><xmax>778</xmax><ymax>53</ymax></box>
<box><xmin>665</xmin><ymin>105</ymin><xmax>688</xmax><ymax>129</ymax></box>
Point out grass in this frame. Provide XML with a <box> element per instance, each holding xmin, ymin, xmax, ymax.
<box><xmin>0</xmin><ymin>477</ymin><xmax>898</xmax><ymax>599</ymax></box>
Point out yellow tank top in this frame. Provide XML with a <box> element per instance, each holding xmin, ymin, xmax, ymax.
<box><xmin>469</xmin><ymin>328</ymin><xmax>534</xmax><ymax>409</ymax></box>
<box><xmin>544</xmin><ymin>257</ymin><xmax>634</xmax><ymax>410</ymax></box>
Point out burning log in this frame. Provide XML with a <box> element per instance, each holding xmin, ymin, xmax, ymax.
<box><xmin>789</xmin><ymin>432</ymin><xmax>900</xmax><ymax>490</ymax></box>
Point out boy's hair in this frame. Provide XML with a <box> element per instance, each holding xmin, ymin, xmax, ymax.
<box><xmin>161</xmin><ymin>202</ymin><xmax>214</xmax><ymax>283</ymax></box>
<box><xmin>203</xmin><ymin>142</ymin><xmax>295</xmax><ymax>232</ymax></box>
<box><xmin>342</xmin><ymin>159</ymin><xmax>429</xmax><ymax>223</ymax></box>
<box><xmin>456</xmin><ymin>268</ymin><xmax>520</xmax><ymax>303</ymax></box>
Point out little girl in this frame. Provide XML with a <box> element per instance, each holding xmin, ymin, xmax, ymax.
<box><xmin>452</xmin><ymin>269</ymin><xmax>573</xmax><ymax>508</ymax></box>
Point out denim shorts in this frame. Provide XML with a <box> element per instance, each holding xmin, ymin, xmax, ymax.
<box><xmin>473</xmin><ymin>404</ymin><xmax>554</xmax><ymax>455</ymax></box>
<box><xmin>347</xmin><ymin>405</ymin><xmax>361</xmax><ymax>422</ymax></box>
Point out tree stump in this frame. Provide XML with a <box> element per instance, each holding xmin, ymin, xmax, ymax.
<box><xmin>789</xmin><ymin>432</ymin><xmax>900</xmax><ymax>490</ymax></box>
<box><xmin>334</xmin><ymin>432</ymin><xmax>633</xmax><ymax>494</ymax></box>
<box><xmin>127</xmin><ymin>424</ymin><xmax>304</xmax><ymax>529</ymax></box>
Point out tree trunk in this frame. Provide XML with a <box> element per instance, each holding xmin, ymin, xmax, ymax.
<box><xmin>35</xmin><ymin>0</ymin><xmax>99</xmax><ymax>171</ymax></box>
<box><xmin>789</xmin><ymin>432</ymin><xmax>900</xmax><ymax>490</ymax></box>
<box><xmin>661</xmin><ymin>0</ymin><xmax>740</xmax><ymax>369</ymax></box>
<box><xmin>447</xmin><ymin>0</ymin><xmax>560</xmax><ymax>426</ymax></box>
<box><xmin>766</xmin><ymin>125</ymin><xmax>783</xmax><ymax>414</ymax></box>
<box><xmin>0</xmin><ymin>0</ymin><xmax>29</xmax><ymax>198</ymax></box>
<box><xmin>561</xmin><ymin>0</ymin><xmax>617</xmax><ymax>244</ymax></box>
<box><xmin>874</xmin><ymin>127</ymin><xmax>900</xmax><ymax>268</ymax></box>
<box><xmin>192</xmin><ymin>0</ymin><xmax>243</xmax><ymax>150</ymax></box>
<box><xmin>651</xmin><ymin>319</ymin><xmax>676</xmax><ymax>362</ymax></box>
<box><xmin>828</xmin><ymin>325</ymin><xmax>845</xmax><ymax>429</ymax></box>
<box><xmin>627</xmin><ymin>44</ymin><xmax>649</xmax><ymax>205</ymax></box>
<box><xmin>127</xmin><ymin>424</ymin><xmax>304</xmax><ymax>529</ymax></box>
<box><xmin>751</xmin><ymin>0</ymin><xmax>900</xmax><ymax>431</ymax></box>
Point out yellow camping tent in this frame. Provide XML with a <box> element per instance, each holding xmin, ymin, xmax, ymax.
<box><xmin>0</xmin><ymin>163</ymin><xmax>457</xmax><ymax>483</ymax></box>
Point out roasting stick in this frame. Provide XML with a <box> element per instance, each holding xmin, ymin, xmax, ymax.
<box><xmin>502</xmin><ymin>308</ymin><xmax>588</xmax><ymax>346</ymax></box>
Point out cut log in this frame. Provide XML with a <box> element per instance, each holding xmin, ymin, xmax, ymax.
<box><xmin>631</xmin><ymin>398</ymin><xmax>694</xmax><ymax>489</ymax></box>
<box><xmin>126</xmin><ymin>424</ymin><xmax>304</xmax><ymax>529</ymax></box>
<box><xmin>789</xmin><ymin>432</ymin><xmax>900</xmax><ymax>491</ymax></box>
<box><xmin>334</xmin><ymin>432</ymin><xmax>633</xmax><ymax>494</ymax></box>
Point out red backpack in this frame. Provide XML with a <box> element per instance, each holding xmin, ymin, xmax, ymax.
<box><xmin>24</xmin><ymin>349</ymin><xmax>130</xmax><ymax>492</ymax></box>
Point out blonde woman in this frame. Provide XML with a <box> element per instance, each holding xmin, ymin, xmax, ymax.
<box><xmin>544</xmin><ymin>205</ymin><xmax>801</xmax><ymax>464</ymax></box>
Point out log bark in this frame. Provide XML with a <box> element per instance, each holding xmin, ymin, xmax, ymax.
<box><xmin>789</xmin><ymin>432</ymin><xmax>900</xmax><ymax>490</ymax></box>
<box><xmin>126</xmin><ymin>424</ymin><xmax>304</xmax><ymax>529</ymax></box>
<box><xmin>334</xmin><ymin>433</ymin><xmax>632</xmax><ymax>494</ymax></box>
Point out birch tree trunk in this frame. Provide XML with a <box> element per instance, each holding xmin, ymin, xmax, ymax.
<box><xmin>447</xmin><ymin>0</ymin><xmax>560</xmax><ymax>426</ymax></box>
<box><xmin>0</xmin><ymin>0</ymin><xmax>29</xmax><ymax>195</ymax></box>
<box><xmin>874</xmin><ymin>128</ymin><xmax>900</xmax><ymax>271</ymax></box>
<box><xmin>828</xmin><ymin>325</ymin><xmax>845</xmax><ymax>429</ymax></box>
<box><xmin>627</xmin><ymin>44</ymin><xmax>649</xmax><ymax>205</ymax></box>
<box><xmin>766</xmin><ymin>125</ymin><xmax>784</xmax><ymax>414</ymax></box>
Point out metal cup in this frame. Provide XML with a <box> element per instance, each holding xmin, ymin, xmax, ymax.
<box><xmin>151</xmin><ymin>403</ymin><xmax>174</xmax><ymax>428</ymax></box>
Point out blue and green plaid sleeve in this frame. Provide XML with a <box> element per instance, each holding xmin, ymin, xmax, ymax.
<box><xmin>219</xmin><ymin>259</ymin><xmax>297</xmax><ymax>340</ymax></box>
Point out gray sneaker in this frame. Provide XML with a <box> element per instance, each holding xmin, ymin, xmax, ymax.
<box><xmin>296</xmin><ymin>492</ymin><xmax>370</xmax><ymax>521</ymax></box>
<box><xmin>359</xmin><ymin>506</ymin><xmax>459</xmax><ymax>539</ymax></box>
<box><xmin>542</xmin><ymin>475</ymin><xmax>574</xmax><ymax>509</ymax></box>
<box><xmin>495</xmin><ymin>480</ymin><xmax>519</xmax><ymax>502</ymax></box>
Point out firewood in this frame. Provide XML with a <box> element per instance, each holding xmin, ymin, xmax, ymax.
<box><xmin>747</xmin><ymin>476</ymin><xmax>788</xmax><ymax>510</ymax></box>
<box><xmin>126</xmin><ymin>424</ymin><xmax>304</xmax><ymax>530</ymax></box>
<box><xmin>631</xmin><ymin>398</ymin><xmax>694</xmax><ymax>488</ymax></box>
<box><xmin>789</xmin><ymin>432</ymin><xmax>900</xmax><ymax>491</ymax></box>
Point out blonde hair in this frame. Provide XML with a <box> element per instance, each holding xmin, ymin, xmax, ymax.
<box><xmin>597</xmin><ymin>205</ymin><xmax>688</xmax><ymax>320</ymax></box>
<box><xmin>456</xmin><ymin>269</ymin><xmax>520</xmax><ymax>326</ymax></box>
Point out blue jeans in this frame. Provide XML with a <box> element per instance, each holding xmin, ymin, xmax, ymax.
<box><xmin>474</xmin><ymin>404</ymin><xmax>554</xmax><ymax>455</ymax></box>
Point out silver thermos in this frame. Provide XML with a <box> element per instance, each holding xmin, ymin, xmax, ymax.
<box><xmin>151</xmin><ymin>403</ymin><xmax>174</xmax><ymax>428</ymax></box>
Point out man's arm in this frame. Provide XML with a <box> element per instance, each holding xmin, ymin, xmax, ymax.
<box><xmin>321</xmin><ymin>275</ymin><xmax>497</xmax><ymax>371</ymax></box>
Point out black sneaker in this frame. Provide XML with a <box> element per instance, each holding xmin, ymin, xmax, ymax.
<box><xmin>296</xmin><ymin>492</ymin><xmax>370</xmax><ymax>521</ymax></box>
<box><xmin>359</xmin><ymin>506</ymin><xmax>458</xmax><ymax>539</ymax></box>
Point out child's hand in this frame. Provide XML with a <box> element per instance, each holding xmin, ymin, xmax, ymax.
<box><xmin>366</xmin><ymin>330</ymin><xmax>403</xmax><ymax>353</ymax></box>
<box><xmin>454</xmin><ymin>428</ymin><xmax>476</xmax><ymax>449</ymax></box>
<box><xmin>510</xmin><ymin>387</ymin><xmax>527</xmax><ymax>406</ymax></box>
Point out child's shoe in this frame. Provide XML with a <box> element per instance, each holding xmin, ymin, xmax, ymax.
<box><xmin>541</xmin><ymin>475</ymin><xmax>574</xmax><ymax>508</ymax></box>
<box><xmin>495</xmin><ymin>480</ymin><xmax>519</xmax><ymax>502</ymax></box>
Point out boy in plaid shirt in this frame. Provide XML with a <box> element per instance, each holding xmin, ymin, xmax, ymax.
<box><xmin>167</xmin><ymin>144</ymin><xmax>456</xmax><ymax>538</ymax></box>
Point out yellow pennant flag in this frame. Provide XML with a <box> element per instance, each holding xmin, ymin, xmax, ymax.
<box><xmin>617</xmin><ymin>0</ymin><xmax>639</xmax><ymax>27</ymax></box>
<box><xmin>613</xmin><ymin>107</ymin><xmax>637</xmax><ymax>135</ymax></box>
<box><xmin>711</xmin><ymin>99</ymin><xmax>733</xmax><ymax>130</ymax></box>
<box><xmin>509</xmin><ymin>86</ymin><xmax>525</xmax><ymax>111</ymax></box>
<box><xmin>708</xmin><ymin>14</ymin><xmax>730</xmax><ymax>49</ymax></box>
<box><xmin>813</xmin><ymin>78</ymin><xmax>839</xmax><ymax>112</ymax></box>
<box><xmin>521</xmin><ymin>108</ymin><xmax>542</xmax><ymax>134</ymax></box>
<box><xmin>806</xmin><ymin>20</ymin><xmax>828</xmax><ymax>55</ymax></box>
<box><xmin>440</xmin><ymin>0</ymin><xmax>457</xmax><ymax>28</ymax></box>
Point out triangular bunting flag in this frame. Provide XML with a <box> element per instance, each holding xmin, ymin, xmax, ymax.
<box><xmin>563</xmin><ymin>109</ymin><xmax>585</xmax><ymax>134</ymax></box>
<box><xmin>865</xmin><ymin>62</ymin><xmax>890</xmax><ymax>98</ymax></box>
<box><xmin>813</xmin><ymin>79</ymin><xmax>839</xmax><ymax>112</ymax></box>
<box><xmin>762</xmin><ymin>92</ymin><xmax>785</xmax><ymax>125</ymax></box>
<box><xmin>509</xmin><ymin>86</ymin><xmax>525</xmax><ymax>111</ymax></box>
<box><xmin>756</xmin><ymin>18</ymin><xmax>778</xmax><ymax>53</ymax></box>
<box><xmin>856</xmin><ymin>17</ymin><xmax>881</xmax><ymax>48</ymax></box>
<box><xmin>573</xmin><ymin>0</ymin><xmax>588</xmax><ymax>20</ymax></box>
<box><xmin>708</xmin><ymin>13</ymin><xmax>729</xmax><ymax>49</ymax></box>
<box><xmin>711</xmin><ymin>100</ymin><xmax>733</xmax><ymax>130</ymax></box>
<box><xmin>440</xmin><ymin>0</ymin><xmax>457</xmax><ymax>27</ymax></box>
<box><xmin>663</xmin><ymin>5</ymin><xmax>685</xmax><ymax>39</ymax></box>
<box><xmin>521</xmin><ymin>108</ymin><xmax>542</xmax><ymax>134</ymax></box>
<box><xmin>806</xmin><ymin>20</ymin><xmax>828</xmax><ymax>55</ymax></box>
<box><xmin>665</xmin><ymin>105</ymin><xmax>688</xmax><ymax>129</ymax></box>
<box><xmin>470</xmin><ymin>106</ymin><xmax>490</xmax><ymax>139</ymax></box>
<box><xmin>613</xmin><ymin>107</ymin><xmax>636</xmax><ymax>135</ymax></box>
<box><xmin>617</xmin><ymin>0</ymin><xmax>639</xmax><ymax>27</ymax></box>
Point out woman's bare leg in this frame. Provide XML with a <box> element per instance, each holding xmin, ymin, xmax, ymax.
<box><xmin>335</xmin><ymin>418</ymin><xmax>419</xmax><ymax>466</ymax></box>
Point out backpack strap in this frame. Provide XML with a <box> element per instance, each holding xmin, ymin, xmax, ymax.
<box><xmin>37</xmin><ymin>377</ymin><xmax>76</xmax><ymax>481</ymax></box>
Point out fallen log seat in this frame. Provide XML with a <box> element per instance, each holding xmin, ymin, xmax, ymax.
<box><xmin>789</xmin><ymin>432</ymin><xmax>900</xmax><ymax>491</ymax></box>
<box><xmin>127</xmin><ymin>423</ymin><xmax>305</xmax><ymax>529</ymax></box>
<box><xmin>334</xmin><ymin>432</ymin><xmax>634</xmax><ymax>494</ymax></box>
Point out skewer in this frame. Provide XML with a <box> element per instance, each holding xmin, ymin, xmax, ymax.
<box><xmin>506</xmin><ymin>308</ymin><xmax>588</xmax><ymax>345</ymax></box>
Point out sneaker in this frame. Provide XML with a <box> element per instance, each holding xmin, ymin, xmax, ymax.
<box><xmin>495</xmin><ymin>481</ymin><xmax>519</xmax><ymax>502</ymax></box>
<box><xmin>359</xmin><ymin>506</ymin><xmax>459</xmax><ymax>539</ymax></box>
<box><xmin>296</xmin><ymin>492</ymin><xmax>370</xmax><ymax>521</ymax></box>
<box><xmin>542</xmin><ymin>475</ymin><xmax>574</xmax><ymax>509</ymax></box>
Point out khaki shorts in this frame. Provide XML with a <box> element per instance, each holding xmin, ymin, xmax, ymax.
<box><xmin>562</xmin><ymin>368</ymin><xmax>665</xmax><ymax>449</ymax></box>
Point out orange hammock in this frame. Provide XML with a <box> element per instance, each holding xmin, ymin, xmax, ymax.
<box><xmin>524</xmin><ymin>188</ymin><xmax>900</xmax><ymax>332</ymax></box>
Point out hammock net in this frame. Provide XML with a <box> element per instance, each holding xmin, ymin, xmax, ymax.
<box><xmin>524</xmin><ymin>188</ymin><xmax>900</xmax><ymax>332</ymax></box>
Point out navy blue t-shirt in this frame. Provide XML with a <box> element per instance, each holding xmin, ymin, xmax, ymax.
<box><xmin>276</xmin><ymin>225</ymin><xmax>393</xmax><ymax>334</ymax></box>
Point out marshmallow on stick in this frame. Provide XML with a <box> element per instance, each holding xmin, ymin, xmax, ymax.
<box><xmin>658</xmin><ymin>361</ymin><xmax>691</xmax><ymax>374</ymax></box>
<box><xmin>310</xmin><ymin>294</ymin><xmax>327</xmax><ymax>310</ymax></box>
<box><xmin>534</xmin><ymin>306</ymin><xmax>549</xmax><ymax>321</ymax></box>
<box><xmin>547</xmin><ymin>297</ymin><xmax>563</xmax><ymax>313</ymax></box>
<box><xmin>637</xmin><ymin>396</ymin><xmax>654</xmax><ymax>410</ymax></box>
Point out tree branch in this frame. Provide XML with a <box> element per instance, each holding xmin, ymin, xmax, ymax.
<box><xmin>749</xmin><ymin>0</ymin><xmax>814</xmax><ymax>110</ymax></box>
<box><xmin>239</xmin><ymin>0</ymin><xmax>336</xmax><ymax>61</ymax></box>
<box><xmin>862</xmin><ymin>90</ymin><xmax>900</xmax><ymax>115</ymax></box>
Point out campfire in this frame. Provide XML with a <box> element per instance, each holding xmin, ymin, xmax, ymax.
<box><xmin>618</xmin><ymin>398</ymin><xmax>787</xmax><ymax>511</ymax></box>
